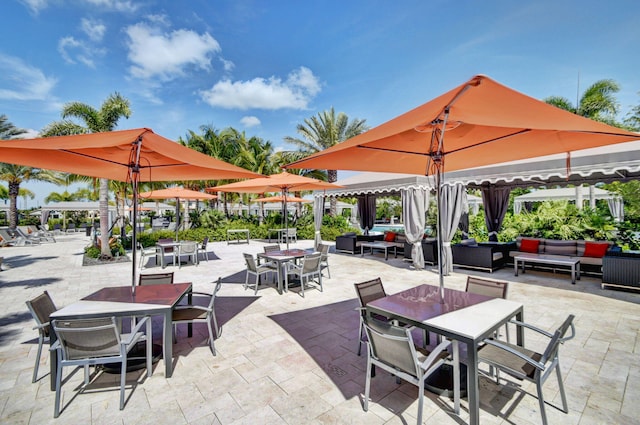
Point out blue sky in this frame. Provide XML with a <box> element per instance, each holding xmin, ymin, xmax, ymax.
<box><xmin>2</xmin><ymin>0</ymin><xmax>639</xmax><ymax>208</ymax></box>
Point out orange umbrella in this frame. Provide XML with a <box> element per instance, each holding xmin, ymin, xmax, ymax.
<box><xmin>254</xmin><ymin>195</ymin><xmax>310</xmax><ymax>203</ymax></box>
<box><xmin>139</xmin><ymin>187</ymin><xmax>217</xmax><ymax>239</ymax></box>
<box><xmin>0</xmin><ymin>128</ymin><xmax>261</xmax><ymax>288</ymax></box>
<box><xmin>208</xmin><ymin>171</ymin><xmax>342</xmax><ymax>248</ymax></box>
<box><xmin>286</xmin><ymin>75</ymin><xmax>639</xmax><ymax>299</ymax></box>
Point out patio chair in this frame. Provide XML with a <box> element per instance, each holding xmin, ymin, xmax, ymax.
<box><xmin>27</xmin><ymin>225</ymin><xmax>56</xmax><ymax>242</ymax></box>
<box><xmin>282</xmin><ymin>228</ymin><xmax>297</xmax><ymax>244</ymax></box>
<box><xmin>465</xmin><ymin>276</ymin><xmax>510</xmax><ymax>341</ymax></box>
<box><xmin>0</xmin><ymin>229</ymin><xmax>19</xmax><ymax>247</ymax></box>
<box><xmin>318</xmin><ymin>243</ymin><xmax>331</xmax><ymax>278</ymax></box>
<box><xmin>65</xmin><ymin>223</ymin><xmax>76</xmax><ymax>233</ymax></box>
<box><xmin>137</xmin><ymin>242</ymin><xmax>158</xmax><ymax>269</ymax></box>
<box><xmin>354</xmin><ymin>277</ymin><xmax>392</xmax><ymax>356</ymax></box>
<box><xmin>50</xmin><ymin>316</ymin><xmax>152</xmax><ymax>418</ymax></box>
<box><xmin>243</xmin><ymin>253</ymin><xmax>276</xmax><ymax>294</ymax></box>
<box><xmin>25</xmin><ymin>291</ymin><xmax>58</xmax><ymax>383</ymax></box>
<box><xmin>362</xmin><ymin>316</ymin><xmax>451</xmax><ymax>425</ymax></box>
<box><xmin>477</xmin><ymin>314</ymin><xmax>576</xmax><ymax>425</ymax></box>
<box><xmin>172</xmin><ymin>278</ymin><xmax>222</xmax><ymax>355</ymax></box>
<box><xmin>138</xmin><ymin>271</ymin><xmax>174</xmax><ymax>285</ymax></box>
<box><xmin>1</xmin><ymin>228</ymin><xmax>38</xmax><ymax>246</ymax></box>
<box><xmin>197</xmin><ymin>237</ymin><xmax>210</xmax><ymax>262</ymax></box>
<box><xmin>157</xmin><ymin>238</ymin><xmax>176</xmax><ymax>268</ymax></box>
<box><xmin>285</xmin><ymin>252</ymin><xmax>322</xmax><ymax>297</ymax></box>
<box><xmin>177</xmin><ymin>241</ymin><xmax>198</xmax><ymax>267</ymax></box>
<box><xmin>14</xmin><ymin>227</ymin><xmax>43</xmax><ymax>244</ymax></box>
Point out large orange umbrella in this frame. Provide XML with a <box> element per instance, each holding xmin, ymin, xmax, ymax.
<box><xmin>139</xmin><ymin>187</ymin><xmax>217</xmax><ymax>239</ymax></box>
<box><xmin>208</xmin><ymin>171</ymin><xmax>342</xmax><ymax>248</ymax></box>
<box><xmin>286</xmin><ymin>74</ymin><xmax>639</xmax><ymax>297</ymax></box>
<box><xmin>0</xmin><ymin>128</ymin><xmax>261</xmax><ymax>288</ymax></box>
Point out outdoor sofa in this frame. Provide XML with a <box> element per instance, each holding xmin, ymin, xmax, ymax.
<box><xmin>335</xmin><ymin>232</ymin><xmax>384</xmax><ymax>254</ymax></box>
<box><xmin>403</xmin><ymin>238</ymin><xmax>439</xmax><ymax>265</ymax></box>
<box><xmin>508</xmin><ymin>236</ymin><xmax>615</xmax><ymax>276</ymax></box>
<box><xmin>602</xmin><ymin>251</ymin><xmax>640</xmax><ymax>291</ymax></box>
<box><xmin>451</xmin><ymin>239</ymin><xmax>516</xmax><ymax>272</ymax></box>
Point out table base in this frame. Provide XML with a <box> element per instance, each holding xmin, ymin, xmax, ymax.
<box><xmin>424</xmin><ymin>363</ymin><xmax>468</xmax><ymax>398</ymax></box>
<box><xmin>103</xmin><ymin>342</ymin><xmax>162</xmax><ymax>374</ymax></box>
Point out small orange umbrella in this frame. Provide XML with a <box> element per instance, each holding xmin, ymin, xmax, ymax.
<box><xmin>208</xmin><ymin>171</ymin><xmax>342</xmax><ymax>248</ymax></box>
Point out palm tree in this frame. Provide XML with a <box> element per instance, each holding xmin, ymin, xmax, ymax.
<box><xmin>544</xmin><ymin>79</ymin><xmax>621</xmax><ymax>125</ymax></box>
<box><xmin>41</xmin><ymin>92</ymin><xmax>132</xmax><ymax>258</ymax></box>
<box><xmin>624</xmin><ymin>92</ymin><xmax>640</xmax><ymax>131</ymax></box>
<box><xmin>44</xmin><ymin>190</ymin><xmax>83</xmax><ymax>203</ymax></box>
<box><xmin>0</xmin><ymin>164</ymin><xmax>64</xmax><ymax>228</ymax></box>
<box><xmin>0</xmin><ymin>115</ymin><xmax>26</xmax><ymax>139</ymax></box>
<box><xmin>283</xmin><ymin>107</ymin><xmax>368</xmax><ymax>215</ymax></box>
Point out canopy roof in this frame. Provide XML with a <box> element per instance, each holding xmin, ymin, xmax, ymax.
<box><xmin>322</xmin><ymin>172</ymin><xmax>432</xmax><ymax>197</ymax></box>
<box><xmin>514</xmin><ymin>186</ymin><xmax>618</xmax><ymax>203</ymax></box>
<box><xmin>41</xmin><ymin>201</ymin><xmax>116</xmax><ymax>211</ymax></box>
<box><xmin>444</xmin><ymin>139</ymin><xmax>640</xmax><ymax>188</ymax></box>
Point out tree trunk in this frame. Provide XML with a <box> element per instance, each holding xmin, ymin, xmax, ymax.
<box><xmin>99</xmin><ymin>178</ymin><xmax>111</xmax><ymax>258</ymax></box>
<box><xmin>8</xmin><ymin>181</ymin><xmax>19</xmax><ymax>229</ymax></box>
<box><xmin>328</xmin><ymin>169</ymin><xmax>338</xmax><ymax>216</ymax></box>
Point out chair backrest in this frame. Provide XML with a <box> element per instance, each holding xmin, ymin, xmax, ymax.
<box><xmin>0</xmin><ymin>229</ymin><xmax>17</xmax><ymax>242</ymax></box>
<box><xmin>318</xmin><ymin>243</ymin><xmax>330</xmax><ymax>257</ymax></box>
<box><xmin>201</xmin><ymin>237</ymin><xmax>209</xmax><ymax>249</ymax></box>
<box><xmin>541</xmin><ymin>314</ymin><xmax>576</xmax><ymax>364</ymax></box>
<box><xmin>26</xmin><ymin>291</ymin><xmax>58</xmax><ymax>337</ymax></box>
<box><xmin>243</xmin><ymin>253</ymin><xmax>257</xmax><ymax>272</ymax></box>
<box><xmin>180</xmin><ymin>241</ymin><xmax>197</xmax><ymax>253</ymax></box>
<box><xmin>465</xmin><ymin>276</ymin><xmax>508</xmax><ymax>299</ymax></box>
<box><xmin>207</xmin><ymin>277</ymin><xmax>223</xmax><ymax>310</ymax></box>
<box><xmin>364</xmin><ymin>316</ymin><xmax>419</xmax><ymax>377</ymax></box>
<box><xmin>354</xmin><ymin>278</ymin><xmax>387</xmax><ymax>308</ymax></box>
<box><xmin>158</xmin><ymin>238</ymin><xmax>174</xmax><ymax>252</ymax></box>
<box><xmin>52</xmin><ymin>317</ymin><xmax>120</xmax><ymax>361</ymax></box>
<box><xmin>264</xmin><ymin>244</ymin><xmax>281</xmax><ymax>253</ymax></box>
<box><xmin>301</xmin><ymin>253</ymin><xmax>322</xmax><ymax>273</ymax></box>
<box><xmin>287</xmin><ymin>228</ymin><xmax>297</xmax><ymax>236</ymax></box>
<box><xmin>139</xmin><ymin>272</ymin><xmax>174</xmax><ymax>285</ymax></box>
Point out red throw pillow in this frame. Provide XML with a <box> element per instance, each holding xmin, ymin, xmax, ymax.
<box><xmin>584</xmin><ymin>242</ymin><xmax>609</xmax><ymax>258</ymax></box>
<box><xmin>520</xmin><ymin>239</ymin><xmax>540</xmax><ymax>253</ymax></box>
<box><xmin>384</xmin><ymin>231</ymin><xmax>396</xmax><ymax>242</ymax></box>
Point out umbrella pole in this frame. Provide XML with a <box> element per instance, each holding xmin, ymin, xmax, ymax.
<box><xmin>131</xmin><ymin>138</ymin><xmax>142</xmax><ymax>293</ymax></box>
<box><xmin>435</xmin><ymin>162</ymin><xmax>445</xmax><ymax>304</ymax></box>
<box><xmin>284</xmin><ymin>189</ymin><xmax>289</xmax><ymax>250</ymax></box>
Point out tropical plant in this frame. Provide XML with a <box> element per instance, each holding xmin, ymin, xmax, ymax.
<box><xmin>624</xmin><ymin>92</ymin><xmax>640</xmax><ymax>131</ymax></box>
<box><xmin>283</xmin><ymin>107</ymin><xmax>368</xmax><ymax>215</ymax></box>
<box><xmin>41</xmin><ymin>92</ymin><xmax>132</xmax><ymax>258</ymax></box>
<box><xmin>0</xmin><ymin>114</ymin><xmax>26</xmax><ymax>139</ymax></box>
<box><xmin>543</xmin><ymin>79</ymin><xmax>621</xmax><ymax>126</ymax></box>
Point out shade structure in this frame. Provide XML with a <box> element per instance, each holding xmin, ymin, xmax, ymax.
<box><xmin>208</xmin><ymin>171</ymin><xmax>343</xmax><ymax>248</ymax></box>
<box><xmin>0</xmin><ymin>128</ymin><xmax>261</xmax><ymax>288</ymax></box>
<box><xmin>286</xmin><ymin>74</ymin><xmax>639</xmax><ymax>302</ymax></box>
<box><xmin>138</xmin><ymin>187</ymin><xmax>218</xmax><ymax>239</ymax></box>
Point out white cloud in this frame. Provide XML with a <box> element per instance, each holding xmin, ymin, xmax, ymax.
<box><xmin>199</xmin><ymin>66</ymin><xmax>321</xmax><ymax>110</ymax></box>
<box><xmin>240</xmin><ymin>116</ymin><xmax>261</xmax><ymax>127</ymax></box>
<box><xmin>0</xmin><ymin>54</ymin><xmax>57</xmax><ymax>101</ymax></box>
<box><xmin>125</xmin><ymin>23</ymin><xmax>221</xmax><ymax>81</ymax></box>
<box><xmin>19</xmin><ymin>0</ymin><xmax>48</xmax><ymax>14</ymax></box>
<box><xmin>81</xmin><ymin>18</ymin><xmax>106</xmax><ymax>42</ymax></box>
<box><xmin>58</xmin><ymin>36</ymin><xmax>104</xmax><ymax>68</ymax></box>
<box><xmin>83</xmin><ymin>0</ymin><xmax>139</xmax><ymax>13</ymax></box>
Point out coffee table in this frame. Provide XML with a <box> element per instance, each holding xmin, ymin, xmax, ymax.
<box><xmin>360</xmin><ymin>241</ymin><xmax>397</xmax><ymax>260</ymax></box>
<box><xmin>514</xmin><ymin>253</ymin><xmax>581</xmax><ymax>284</ymax></box>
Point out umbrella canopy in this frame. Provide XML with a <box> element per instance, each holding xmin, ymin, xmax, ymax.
<box><xmin>0</xmin><ymin>128</ymin><xmax>261</xmax><ymax>289</ymax></box>
<box><xmin>139</xmin><ymin>187</ymin><xmax>218</xmax><ymax>239</ymax></box>
<box><xmin>287</xmin><ymin>75</ymin><xmax>638</xmax><ymax>174</ymax></box>
<box><xmin>208</xmin><ymin>171</ymin><xmax>343</xmax><ymax>248</ymax></box>
<box><xmin>285</xmin><ymin>74</ymin><xmax>639</xmax><ymax>300</ymax></box>
<box><xmin>254</xmin><ymin>195</ymin><xmax>311</xmax><ymax>203</ymax></box>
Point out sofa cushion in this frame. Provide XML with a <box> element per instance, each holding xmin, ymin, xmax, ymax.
<box><xmin>583</xmin><ymin>241</ymin><xmax>610</xmax><ymax>258</ymax></box>
<box><xmin>520</xmin><ymin>238</ymin><xmax>540</xmax><ymax>253</ymax></box>
<box><xmin>544</xmin><ymin>239</ymin><xmax>577</xmax><ymax>256</ymax></box>
<box><xmin>461</xmin><ymin>238</ymin><xmax>478</xmax><ymax>246</ymax></box>
<box><xmin>342</xmin><ymin>232</ymin><xmax>356</xmax><ymax>237</ymax></box>
<box><xmin>395</xmin><ymin>234</ymin><xmax>406</xmax><ymax>244</ymax></box>
<box><xmin>384</xmin><ymin>231</ymin><xmax>396</xmax><ymax>242</ymax></box>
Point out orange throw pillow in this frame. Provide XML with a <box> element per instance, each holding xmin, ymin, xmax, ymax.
<box><xmin>584</xmin><ymin>242</ymin><xmax>609</xmax><ymax>258</ymax></box>
<box><xmin>384</xmin><ymin>231</ymin><xmax>396</xmax><ymax>242</ymax></box>
<box><xmin>520</xmin><ymin>239</ymin><xmax>540</xmax><ymax>253</ymax></box>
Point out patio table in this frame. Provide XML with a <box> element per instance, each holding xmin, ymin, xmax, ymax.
<box><xmin>367</xmin><ymin>284</ymin><xmax>524</xmax><ymax>425</ymax></box>
<box><xmin>360</xmin><ymin>241</ymin><xmax>398</xmax><ymax>260</ymax></box>
<box><xmin>514</xmin><ymin>253</ymin><xmax>581</xmax><ymax>284</ymax></box>
<box><xmin>156</xmin><ymin>240</ymin><xmax>180</xmax><ymax>268</ymax></box>
<box><xmin>49</xmin><ymin>283</ymin><xmax>192</xmax><ymax>391</ymax></box>
<box><xmin>227</xmin><ymin>229</ymin><xmax>250</xmax><ymax>244</ymax></box>
<box><xmin>257</xmin><ymin>249</ymin><xmax>308</xmax><ymax>293</ymax></box>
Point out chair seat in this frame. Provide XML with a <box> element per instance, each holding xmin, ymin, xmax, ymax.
<box><xmin>172</xmin><ymin>308</ymin><xmax>207</xmax><ymax>321</ymax></box>
<box><xmin>479</xmin><ymin>341</ymin><xmax>542</xmax><ymax>379</ymax></box>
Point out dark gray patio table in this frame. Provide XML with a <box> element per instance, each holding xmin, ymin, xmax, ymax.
<box><xmin>257</xmin><ymin>249</ymin><xmax>308</xmax><ymax>293</ymax></box>
<box><xmin>49</xmin><ymin>283</ymin><xmax>192</xmax><ymax>391</ymax></box>
<box><xmin>366</xmin><ymin>284</ymin><xmax>524</xmax><ymax>425</ymax></box>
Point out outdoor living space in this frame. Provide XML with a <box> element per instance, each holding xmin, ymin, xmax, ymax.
<box><xmin>1</xmin><ymin>232</ymin><xmax>639</xmax><ymax>424</ymax></box>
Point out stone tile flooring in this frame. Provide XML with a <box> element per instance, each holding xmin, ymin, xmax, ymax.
<box><xmin>0</xmin><ymin>233</ymin><xmax>639</xmax><ymax>424</ymax></box>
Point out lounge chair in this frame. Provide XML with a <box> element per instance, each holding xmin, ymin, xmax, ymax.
<box><xmin>0</xmin><ymin>228</ymin><xmax>36</xmax><ymax>246</ymax></box>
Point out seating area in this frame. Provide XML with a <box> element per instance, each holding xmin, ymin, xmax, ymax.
<box><xmin>3</xmin><ymin>234</ymin><xmax>640</xmax><ymax>424</ymax></box>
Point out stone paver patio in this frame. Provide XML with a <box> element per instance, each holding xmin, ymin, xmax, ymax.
<box><xmin>1</xmin><ymin>233</ymin><xmax>639</xmax><ymax>424</ymax></box>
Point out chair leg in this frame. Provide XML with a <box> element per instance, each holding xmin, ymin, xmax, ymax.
<box><xmin>54</xmin><ymin>361</ymin><xmax>63</xmax><ymax>418</ymax></box>
<box><xmin>146</xmin><ymin>319</ymin><xmax>152</xmax><ymax>378</ymax></box>
<box><xmin>120</xmin><ymin>358</ymin><xmax>126</xmax><ymax>410</ymax></box>
<box><xmin>364</xmin><ymin>357</ymin><xmax>371</xmax><ymax>412</ymax></box>
<box><xmin>536</xmin><ymin>379</ymin><xmax>548</xmax><ymax>425</ymax></box>
<box><xmin>417</xmin><ymin>379</ymin><xmax>425</xmax><ymax>425</ymax></box>
<box><xmin>32</xmin><ymin>333</ymin><xmax>44</xmax><ymax>383</ymax></box>
<box><xmin>254</xmin><ymin>275</ymin><xmax>259</xmax><ymax>295</ymax></box>
<box><xmin>207</xmin><ymin>319</ymin><xmax>216</xmax><ymax>355</ymax></box>
<box><xmin>555</xmin><ymin>363</ymin><xmax>569</xmax><ymax>413</ymax></box>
